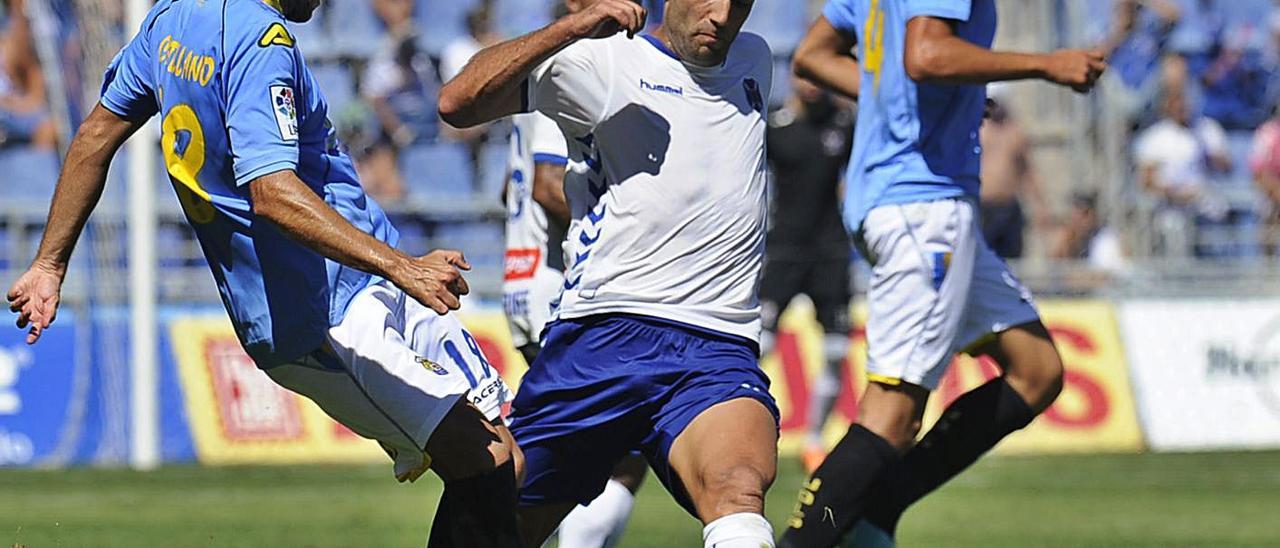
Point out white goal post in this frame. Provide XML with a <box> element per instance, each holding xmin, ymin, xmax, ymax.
<box><xmin>126</xmin><ymin>0</ymin><xmax>159</xmax><ymax>471</ymax></box>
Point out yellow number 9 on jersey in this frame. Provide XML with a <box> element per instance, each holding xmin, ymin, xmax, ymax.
<box><xmin>161</xmin><ymin>103</ymin><xmax>216</xmax><ymax>224</ymax></box>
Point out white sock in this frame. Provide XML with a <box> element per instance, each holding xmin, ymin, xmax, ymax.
<box><xmin>557</xmin><ymin>479</ymin><xmax>636</xmax><ymax>548</ymax></box>
<box><xmin>702</xmin><ymin>512</ymin><xmax>775</xmax><ymax>548</ymax></box>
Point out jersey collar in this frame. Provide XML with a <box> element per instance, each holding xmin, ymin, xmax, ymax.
<box><xmin>642</xmin><ymin>34</ymin><xmax>681</xmax><ymax>61</ymax></box>
<box><xmin>263</xmin><ymin>0</ymin><xmax>284</xmax><ymax>15</ymax></box>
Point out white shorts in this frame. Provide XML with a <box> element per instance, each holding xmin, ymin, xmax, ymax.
<box><xmin>265</xmin><ymin>282</ymin><xmax>512</xmax><ymax>481</ymax></box>
<box><xmin>504</xmin><ymin>266</ymin><xmax>565</xmax><ymax>349</ymax></box>
<box><xmin>857</xmin><ymin>198</ymin><xmax>1040</xmax><ymax>390</ymax></box>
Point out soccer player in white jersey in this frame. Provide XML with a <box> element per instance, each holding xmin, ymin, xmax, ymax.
<box><xmin>505</xmin><ymin>110</ymin><xmax>571</xmax><ymax>365</ymax></box>
<box><xmin>779</xmin><ymin>1</ymin><xmax>1107</xmax><ymax>546</ymax></box>
<box><xmin>506</xmin><ymin>107</ymin><xmax>646</xmax><ymax>548</ymax></box>
<box><xmin>502</xmin><ymin>8</ymin><xmax>649</xmax><ymax>548</ymax></box>
<box><xmin>441</xmin><ymin>1</ymin><xmax>781</xmax><ymax>546</ymax></box>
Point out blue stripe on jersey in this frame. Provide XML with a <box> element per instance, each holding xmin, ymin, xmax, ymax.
<box><xmin>532</xmin><ymin>153</ymin><xmax>569</xmax><ymax>166</ymax></box>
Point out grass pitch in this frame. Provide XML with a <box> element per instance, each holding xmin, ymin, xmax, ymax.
<box><xmin>3</xmin><ymin>451</ymin><xmax>1279</xmax><ymax>547</ymax></box>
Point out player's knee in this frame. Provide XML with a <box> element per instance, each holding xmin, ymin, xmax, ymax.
<box><xmin>699</xmin><ymin>463</ymin><xmax>774</xmax><ymax>517</ymax></box>
<box><xmin>1007</xmin><ymin>351</ymin><xmax>1065</xmax><ymax>413</ymax></box>
<box><xmin>427</xmin><ymin>403</ymin><xmax>512</xmax><ymax>481</ymax></box>
<box><xmin>858</xmin><ymin>407</ymin><xmax>922</xmax><ymax>451</ymax></box>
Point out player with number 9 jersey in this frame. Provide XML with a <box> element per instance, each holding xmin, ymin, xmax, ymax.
<box><xmin>92</xmin><ymin>2</ymin><xmax>520</xmax><ymax>529</ymax></box>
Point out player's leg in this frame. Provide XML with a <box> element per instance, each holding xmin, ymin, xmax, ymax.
<box><xmin>508</xmin><ymin>317</ymin><xmax>658</xmax><ymax>547</ymax></box>
<box><xmin>801</xmin><ymin>258</ymin><xmax>855</xmax><ymax>472</ymax></box>
<box><xmin>322</xmin><ymin>282</ymin><xmax>521</xmax><ymax>547</ymax></box>
<box><xmin>556</xmin><ymin>454</ymin><xmax>648</xmax><ymax>547</ymax></box>
<box><xmin>630</xmin><ymin>325</ymin><xmax>781</xmax><ymax>548</ymax></box>
<box><xmin>263</xmin><ymin>359</ymin><xmax>517</xmax><ymax>547</ymax></box>
<box><xmin>862</xmin><ymin>242</ymin><xmax>1060</xmax><ymax>537</ymax></box>
<box><xmin>780</xmin><ymin>199</ymin><xmax>979</xmax><ymax>548</ymax></box>
<box><xmin>665</xmin><ymin>398</ymin><xmax>779</xmax><ymax>548</ymax></box>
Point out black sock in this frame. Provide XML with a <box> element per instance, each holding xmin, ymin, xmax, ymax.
<box><xmin>427</xmin><ymin>460</ymin><xmax>522</xmax><ymax>548</ymax></box>
<box><xmin>778</xmin><ymin>424</ymin><xmax>899</xmax><ymax>548</ymax></box>
<box><xmin>865</xmin><ymin>377</ymin><xmax>1035</xmax><ymax>535</ymax></box>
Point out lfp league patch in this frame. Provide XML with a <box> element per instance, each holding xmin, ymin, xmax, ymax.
<box><xmin>270</xmin><ymin>85</ymin><xmax>299</xmax><ymax>141</ymax></box>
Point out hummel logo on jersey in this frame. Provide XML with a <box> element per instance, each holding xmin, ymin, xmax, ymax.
<box><xmin>640</xmin><ymin>78</ymin><xmax>683</xmax><ymax>96</ymax></box>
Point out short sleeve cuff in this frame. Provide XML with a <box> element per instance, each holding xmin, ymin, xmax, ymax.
<box><xmin>235</xmin><ymin>159</ymin><xmax>299</xmax><ymax>187</ymax></box>
<box><xmin>906</xmin><ymin>0</ymin><xmax>972</xmax><ymax>22</ymax></box>
<box><xmin>98</xmin><ymin>95</ymin><xmax>156</xmax><ymax>121</ymax></box>
<box><xmin>532</xmin><ymin>153</ymin><xmax>568</xmax><ymax>166</ymax></box>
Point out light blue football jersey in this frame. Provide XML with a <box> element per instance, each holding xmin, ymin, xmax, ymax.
<box><xmin>100</xmin><ymin>0</ymin><xmax>398</xmax><ymax>367</ymax></box>
<box><xmin>824</xmin><ymin>0</ymin><xmax>996</xmax><ymax>230</ymax></box>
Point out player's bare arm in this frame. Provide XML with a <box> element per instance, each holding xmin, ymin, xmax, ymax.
<box><xmin>248</xmin><ymin>171</ymin><xmax>470</xmax><ymax>315</ymax></box>
<box><xmin>438</xmin><ymin>0</ymin><xmax>646</xmax><ymax>127</ymax></box>
<box><xmin>7</xmin><ymin>104</ymin><xmax>144</xmax><ymax>344</ymax></box>
<box><xmin>904</xmin><ymin>16</ymin><xmax>1107</xmax><ymax>92</ymax></box>
<box><xmin>793</xmin><ymin>15</ymin><xmax>861</xmax><ymax>100</ymax></box>
<box><xmin>532</xmin><ymin>162</ymin><xmax>571</xmax><ymax>228</ymax></box>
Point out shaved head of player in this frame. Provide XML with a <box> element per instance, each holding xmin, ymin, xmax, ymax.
<box><xmin>440</xmin><ymin>2</ymin><xmax>786</xmax><ymax>548</ymax></box>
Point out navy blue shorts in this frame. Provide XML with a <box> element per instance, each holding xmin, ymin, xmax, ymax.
<box><xmin>508</xmin><ymin>314</ymin><xmax>779</xmax><ymax>516</ymax></box>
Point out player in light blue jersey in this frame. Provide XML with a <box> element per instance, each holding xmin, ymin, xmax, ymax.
<box><xmin>779</xmin><ymin>1</ymin><xmax>1106</xmax><ymax>546</ymax></box>
<box><xmin>6</xmin><ymin>1</ymin><xmax>522</xmax><ymax>545</ymax></box>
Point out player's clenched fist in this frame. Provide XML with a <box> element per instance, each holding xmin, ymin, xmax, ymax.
<box><xmin>1042</xmin><ymin>49</ymin><xmax>1107</xmax><ymax>93</ymax></box>
<box><xmin>565</xmin><ymin>0</ymin><xmax>647</xmax><ymax>40</ymax></box>
<box><xmin>6</xmin><ymin>263</ymin><xmax>63</xmax><ymax>345</ymax></box>
<box><xmin>388</xmin><ymin>250</ymin><xmax>472</xmax><ymax>315</ymax></box>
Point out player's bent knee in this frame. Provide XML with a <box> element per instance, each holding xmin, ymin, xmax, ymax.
<box><xmin>698</xmin><ymin>463</ymin><xmax>774</xmax><ymax>519</ymax></box>
<box><xmin>1007</xmin><ymin>352</ymin><xmax>1065</xmax><ymax>413</ymax></box>
<box><xmin>426</xmin><ymin>400</ymin><xmax>512</xmax><ymax>482</ymax></box>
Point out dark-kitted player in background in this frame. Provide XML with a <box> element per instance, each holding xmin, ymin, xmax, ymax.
<box><xmin>759</xmin><ymin>75</ymin><xmax>856</xmax><ymax>474</ymax></box>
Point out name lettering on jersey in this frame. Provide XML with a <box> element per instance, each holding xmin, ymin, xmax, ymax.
<box><xmin>640</xmin><ymin>78</ymin><xmax>684</xmax><ymax>96</ymax></box>
<box><xmin>258</xmin><ymin>23</ymin><xmax>296</xmax><ymax>48</ymax></box>
<box><xmin>157</xmin><ymin>35</ymin><xmax>216</xmax><ymax>87</ymax></box>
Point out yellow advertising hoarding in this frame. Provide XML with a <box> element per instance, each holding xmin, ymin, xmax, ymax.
<box><xmin>764</xmin><ymin>299</ymin><xmax>1144</xmax><ymax>455</ymax></box>
<box><xmin>171</xmin><ymin>300</ymin><xmax>1142</xmax><ymax>465</ymax></box>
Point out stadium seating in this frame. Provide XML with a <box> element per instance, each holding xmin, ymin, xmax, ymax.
<box><xmin>493</xmin><ymin>0</ymin><xmax>555</xmax><ymax>38</ymax></box>
<box><xmin>310</xmin><ymin>63</ymin><xmax>357</xmax><ymax>116</ymax></box>
<box><xmin>399</xmin><ymin>142</ymin><xmax>476</xmax><ymax>199</ymax></box>
<box><xmin>323</xmin><ymin>0</ymin><xmax>385</xmax><ymax>58</ymax></box>
<box><xmin>415</xmin><ymin>0</ymin><xmax>481</xmax><ymax>54</ymax></box>
<box><xmin>479</xmin><ymin>142</ymin><xmax>509</xmax><ymax>200</ymax></box>
<box><xmin>0</xmin><ymin>147</ymin><xmax>60</xmax><ymax>211</ymax></box>
<box><xmin>742</xmin><ymin>0</ymin><xmax>809</xmax><ymax>54</ymax></box>
<box><xmin>432</xmin><ymin>220</ymin><xmax>505</xmax><ymax>289</ymax></box>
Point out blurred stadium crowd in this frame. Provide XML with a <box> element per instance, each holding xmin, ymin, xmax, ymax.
<box><xmin>1</xmin><ymin>0</ymin><xmax>1280</xmax><ymax>302</ymax></box>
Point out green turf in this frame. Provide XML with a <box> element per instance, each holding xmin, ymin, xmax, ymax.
<box><xmin>3</xmin><ymin>451</ymin><xmax>1279</xmax><ymax>547</ymax></box>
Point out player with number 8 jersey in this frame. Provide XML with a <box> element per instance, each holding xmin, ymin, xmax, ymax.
<box><xmin>9</xmin><ymin>0</ymin><xmax>524</xmax><ymax>545</ymax></box>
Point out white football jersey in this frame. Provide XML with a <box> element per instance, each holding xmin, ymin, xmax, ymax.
<box><xmin>504</xmin><ymin>112</ymin><xmax>570</xmax><ymax>348</ymax></box>
<box><xmin>525</xmin><ymin>32</ymin><xmax>773</xmax><ymax>342</ymax></box>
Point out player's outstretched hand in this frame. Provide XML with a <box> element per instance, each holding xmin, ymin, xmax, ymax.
<box><xmin>566</xmin><ymin>0</ymin><xmax>647</xmax><ymax>40</ymax></box>
<box><xmin>1042</xmin><ymin>49</ymin><xmax>1107</xmax><ymax>93</ymax></box>
<box><xmin>6</xmin><ymin>264</ymin><xmax>64</xmax><ymax>345</ymax></box>
<box><xmin>390</xmin><ymin>250</ymin><xmax>472</xmax><ymax>315</ymax></box>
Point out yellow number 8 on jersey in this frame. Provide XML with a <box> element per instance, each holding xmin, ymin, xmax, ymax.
<box><xmin>161</xmin><ymin>103</ymin><xmax>216</xmax><ymax>224</ymax></box>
